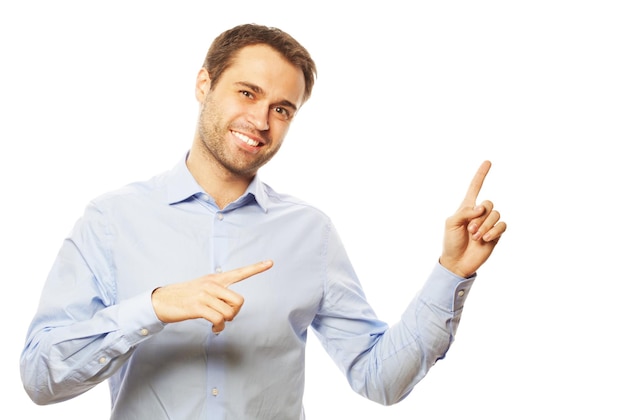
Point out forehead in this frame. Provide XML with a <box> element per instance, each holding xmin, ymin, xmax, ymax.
<box><xmin>223</xmin><ymin>44</ymin><xmax>306</xmax><ymax>107</ymax></box>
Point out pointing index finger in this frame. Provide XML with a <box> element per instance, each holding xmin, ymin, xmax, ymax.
<box><xmin>461</xmin><ymin>160</ymin><xmax>491</xmax><ymax>207</ymax></box>
<box><xmin>217</xmin><ymin>260</ymin><xmax>274</xmax><ymax>288</ymax></box>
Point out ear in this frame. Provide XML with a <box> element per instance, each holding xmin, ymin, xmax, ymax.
<box><xmin>195</xmin><ymin>68</ymin><xmax>211</xmax><ymax>103</ymax></box>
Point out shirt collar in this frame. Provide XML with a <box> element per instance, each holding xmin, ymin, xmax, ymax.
<box><xmin>166</xmin><ymin>153</ymin><xmax>268</xmax><ymax>212</ymax></box>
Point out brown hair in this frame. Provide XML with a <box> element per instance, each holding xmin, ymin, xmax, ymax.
<box><xmin>203</xmin><ymin>23</ymin><xmax>317</xmax><ymax>103</ymax></box>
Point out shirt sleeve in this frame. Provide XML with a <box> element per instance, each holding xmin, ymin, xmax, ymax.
<box><xmin>20</xmin><ymin>201</ymin><xmax>165</xmax><ymax>405</ymax></box>
<box><xmin>311</xmin><ymin>223</ymin><xmax>475</xmax><ymax>405</ymax></box>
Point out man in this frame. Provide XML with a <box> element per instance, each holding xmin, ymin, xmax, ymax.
<box><xmin>21</xmin><ymin>23</ymin><xmax>506</xmax><ymax>419</ymax></box>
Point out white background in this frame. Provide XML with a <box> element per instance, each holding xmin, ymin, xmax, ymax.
<box><xmin>2</xmin><ymin>1</ymin><xmax>624</xmax><ymax>418</ymax></box>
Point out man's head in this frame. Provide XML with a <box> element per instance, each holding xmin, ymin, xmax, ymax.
<box><xmin>203</xmin><ymin>24</ymin><xmax>316</xmax><ymax>104</ymax></box>
<box><xmin>190</xmin><ymin>24</ymin><xmax>317</xmax><ymax>181</ymax></box>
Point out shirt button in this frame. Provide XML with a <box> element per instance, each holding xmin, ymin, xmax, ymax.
<box><xmin>98</xmin><ymin>356</ymin><xmax>107</xmax><ymax>364</ymax></box>
<box><xmin>215</xmin><ymin>266</ymin><xmax>223</xmax><ymax>273</ymax></box>
<box><xmin>217</xmin><ymin>213</ymin><xmax>224</xmax><ymax>221</ymax></box>
<box><xmin>457</xmin><ymin>289</ymin><xmax>465</xmax><ymax>297</ymax></box>
<box><xmin>211</xmin><ymin>387</ymin><xmax>219</xmax><ymax>396</ymax></box>
<box><xmin>140</xmin><ymin>328</ymin><xmax>149</xmax><ymax>336</ymax></box>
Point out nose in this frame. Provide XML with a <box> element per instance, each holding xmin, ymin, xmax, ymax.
<box><xmin>247</xmin><ymin>102</ymin><xmax>270</xmax><ymax>131</ymax></box>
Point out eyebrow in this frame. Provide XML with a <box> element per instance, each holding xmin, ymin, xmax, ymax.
<box><xmin>236</xmin><ymin>81</ymin><xmax>299</xmax><ymax>112</ymax></box>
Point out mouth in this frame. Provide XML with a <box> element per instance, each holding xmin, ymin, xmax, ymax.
<box><xmin>231</xmin><ymin>130</ymin><xmax>263</xmax><ymax>148</ymax></box>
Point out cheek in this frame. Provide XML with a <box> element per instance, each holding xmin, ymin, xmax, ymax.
<box><xmin>204</xmin><ymin>92</ymin><xmax>240</xmax><ymax>118</ymax></box>
<box><xmin>269</xmin><ymin>120</ymin><xmax>291</xmax><ymax>141</ymax></box>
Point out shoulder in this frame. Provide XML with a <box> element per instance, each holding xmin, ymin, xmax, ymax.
<box><xmin>261</xmin><ymin>183</ymin><xmax>332</xmax><ymax>224</ymax></box>
<box><xmin>89</xmin><ymin>170</ymin><xmax>169</xmax><ymax>213</ymax></box>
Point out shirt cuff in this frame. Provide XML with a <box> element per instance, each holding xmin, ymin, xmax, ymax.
<box><xmin>117</xmin><ymin>290</ymin><xmax>166</xmax><ymax>347</ymax></box>
<box><xmin>419</xmin><ymin>263</ymin><xmax>476</xmax><ymax>312</ymax></box>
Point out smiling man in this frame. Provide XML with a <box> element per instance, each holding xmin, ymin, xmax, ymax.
<box><xmin>189</xmin><ymin>43</ymin><xmax>306</xmax><ymax>208</ymax></box>
<box><xmin>21</xmin><ymin>24</ymin><xmax>506</xmax><ymax>419</ymax></box>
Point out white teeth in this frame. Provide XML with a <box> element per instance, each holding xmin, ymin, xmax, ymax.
<box><xmin>232</xmin><ymin>131</ymin><xmax>259</xmax><ymax>147</ymax></box>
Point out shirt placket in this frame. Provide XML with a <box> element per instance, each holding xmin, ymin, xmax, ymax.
<box><xmin>205</xmin><ymin>208</ymin><xmax>229</xmax><ymax>417</ymax></box>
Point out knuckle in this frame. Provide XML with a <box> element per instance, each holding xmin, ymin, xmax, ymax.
<box><xmin>223</xmin><ymin>307</ymin><xmax>237</xmax><ymax>321</ymax></box>
<box><xmin>213</xmin><ymin>313</ymin><xmax>226</xmax><ymax>325</ymax></box>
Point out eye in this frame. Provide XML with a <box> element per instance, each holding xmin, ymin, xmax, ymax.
<box><xmin>273</xmin><ymin>106</ymin><xmax>292</xmax><ymax>121</ymax></box>
<box><xmin>240</xmin><ymin>90</ymin><xmax>254</xmax><ymax>99</ymax></box>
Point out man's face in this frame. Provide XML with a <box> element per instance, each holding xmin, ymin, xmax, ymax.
<box><xmin>196</xmin><ymin>44</ymin><xmax>306</xmax><ymax>178</ymax></box>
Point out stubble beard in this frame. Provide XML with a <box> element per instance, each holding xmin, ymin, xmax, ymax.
<box><xmin>198</xmin><ymin>97</ymin><xmax>279</xmax><ymax>178</ymax></box>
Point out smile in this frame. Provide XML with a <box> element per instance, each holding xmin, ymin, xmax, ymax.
<box><xmin>232</xmin><ymin>131</ymin><xmax>260</xmax><ymax>147</ymax></box>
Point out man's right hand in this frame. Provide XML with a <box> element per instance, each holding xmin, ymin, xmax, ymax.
<box><xmin>151</xmin><ymin>260</ymin><xmax>274</xmax><ymax>333</ymax></box>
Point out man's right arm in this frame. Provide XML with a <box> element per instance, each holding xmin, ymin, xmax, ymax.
<box><xmin>20</xmin><ymin>205</ymin><xmax>164</xmax><ymax>405</ymax></box>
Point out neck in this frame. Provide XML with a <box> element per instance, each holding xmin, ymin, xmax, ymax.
<box><xmin>186</xmin><ymin>147</ymin><xmax>254</xmax><ymax>209</ymax></box>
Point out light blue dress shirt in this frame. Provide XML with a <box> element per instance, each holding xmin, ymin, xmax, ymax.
<box><xmin>21</xmin><ymin>155</ymin><xmax>476</xmax><ymax>419</ymax></box>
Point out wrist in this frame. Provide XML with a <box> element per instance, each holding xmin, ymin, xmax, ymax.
<box><xmin>438</xmin><ymin>257</ymin><xmax>472</xmax><ymax>278</ymax></box>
